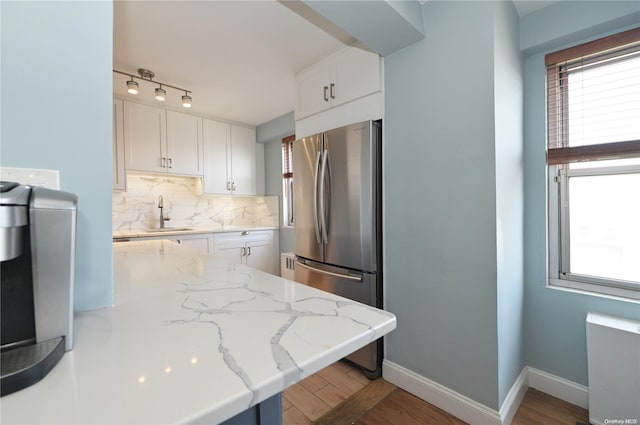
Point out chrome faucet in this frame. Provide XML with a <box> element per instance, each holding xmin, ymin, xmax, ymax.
<box><xmin>158</xmin><ymin>195</ymin><xmax>170</xmax><ymax>228</ymax></box>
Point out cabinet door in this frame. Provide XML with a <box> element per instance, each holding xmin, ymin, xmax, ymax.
<box><xmin>174</xmin><ymin>237</ymin><xmax>210</xmax><ymax>254</ymax></box>
<box><xmin>230</xmin><ymin>125</ymin><xmax>256</xmax><ymax>196</ymax></box>
<box><xmin>295</xmin><ymin>59</ymin><xmax>332</xmax><ymax>120</ymax></box>
<box><xmin>246</xmin><ymin>239</ymin><xmax>274</xmax><ymax>274</ymax></box>
<box><xmin>332</xmin><ymin>47</ymin><xmax>381</xmax><ymax>108</ymax></box>
<box><xmin>123</xmin><ymin>101</ymin><xmax>167</xmax><ymax>173</ymax></box>
<box><xmin>166</xmin><ymin>111</ymin><xmax>203</xmax><ymax>176</ymax></box>
<box><xmin>113</xmin><ymin>99</ymin><xmax>126</xmax><ymax>190</ymax></box>
<box><xmin>203</xmin><ymin>118</ymin><xmax>231</xmax><ymax>194</ymax></box>
<box><xmin>211</xmin><ymin>239</ymin><xmax>245</xmax><ymax>265</ymax></box>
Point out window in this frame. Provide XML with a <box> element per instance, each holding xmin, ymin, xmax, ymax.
<box><xmin>282</xmin><ymin>135</ymin><xmax>295</xmax><ymax>227</ymax></box>
<box><xmin>546</xmin><ymin>27</ymin><xmax>640</xmax><ymax>301</ymax></box>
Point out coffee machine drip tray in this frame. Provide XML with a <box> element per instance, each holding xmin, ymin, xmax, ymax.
<box><xmin>1</xmin><ymin>336</ymin><xmax>65</xmax><ymax>396</ymax></box>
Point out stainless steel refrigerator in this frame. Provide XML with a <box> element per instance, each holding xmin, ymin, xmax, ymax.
<box><xmin>293</xmin><ymin>119</ymin><xmax>382</xmax><ymax>378</ymax></box>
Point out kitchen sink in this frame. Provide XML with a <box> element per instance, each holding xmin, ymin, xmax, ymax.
<box><xmin>144</xmin><ymin>227</ymin><xmax>192</xmax><ymax>233</ymax></box>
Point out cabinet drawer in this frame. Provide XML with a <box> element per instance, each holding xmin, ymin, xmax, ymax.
<box><xmin>212</xmin><ymin>230</ymin><xmax>273</xmax><ymax>243</ymax></box>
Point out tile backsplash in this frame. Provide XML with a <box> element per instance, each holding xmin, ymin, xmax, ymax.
<box><xmin>112</xmin><ymin>174</ymin><xmax>279</xmax><ymax>231</ymax></box>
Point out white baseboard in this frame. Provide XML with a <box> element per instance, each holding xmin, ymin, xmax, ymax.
<box><xmin>382</xmin><ymin>361</ymin><xmax>587</xmax><ymax>425</ymax></box>
<box><xmin>526</xmin><ymin>366</ymin><xmax>589</xmax><ymax>409</ymax></box>
<box><xmin>499</xmin><ymin>367</ymin><xmax>529</xmax><ymax>425</ymax></box>
<box><xmin>383</xmin><ymin>360</ymin><xmax>502</xmax><ymax>425</ymax></box>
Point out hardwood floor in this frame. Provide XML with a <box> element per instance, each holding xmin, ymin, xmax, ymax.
<box><xmin>512</xmin><ymin>388</ymin><xmax>589</xmax><ymax>425</ymax></box>
<box><xmin>283</xmin><ymin>361</ymin><xmax>369</xmax><ymax>424</ymax></box>
<box><xmin>283</xmin><ymin>363</ymin><xmax>590</xmax><ymax>425</ymax></box>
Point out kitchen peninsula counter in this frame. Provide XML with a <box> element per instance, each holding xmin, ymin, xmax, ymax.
<box><xmin>1</xmin><ymin>240</ymin><xmax>396</xmax><ymax>424</ymax></box>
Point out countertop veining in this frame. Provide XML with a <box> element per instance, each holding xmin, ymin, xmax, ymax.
<box><xmin>1</xmin><ymin>240</ymin><xmax>396</xmax><ymax>424</ymax></box>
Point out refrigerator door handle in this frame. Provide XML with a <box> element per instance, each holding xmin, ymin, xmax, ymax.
<box><xmin>313</xmin><ymin>150</ymin><xmax>322</xmax><ymax>245</ymax></box>
<box><xmin>319</xmin><ymin>149</ymin><xmax>330</xmax><ymax>244</ymax></box>
<box><xmin>296</xmin><ymin>259</ymin><xmax>363</xmax><ymax>282</ymax></box>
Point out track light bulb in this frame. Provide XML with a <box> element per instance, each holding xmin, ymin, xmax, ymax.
<box><xmin>127</xmin><ymin>79</ymin><xmax>139</xmax><ymax>95</ymax></box>
<box><xmin>155</xmin><ymin>86</ymin><xmax>166</xmax><ymax>101</ymax></box>
<box><xmin>182</xmin><ymin>94</ymin><xmax>192</xmax><ymax>108</ymax></box>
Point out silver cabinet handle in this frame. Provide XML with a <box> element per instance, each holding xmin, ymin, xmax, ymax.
<box><xmin>241</xmin><ymin>231</ymin><xmax>249</xmax><ymax>235</ymax></box>
<box><xmin>241</xmin><ymin>247</ymin><xmax>246</xmax><ymax>257</ymax></box>
<box><xmin>330</xmin><ymin>83</ymin><xmax>335</xmax><ymax>99</ymax></box>
<box><xmin>167</xmin><ymin>158</ymin><xmax>173</xmax><ymax>168</ymax></box>
<box><xmin>323</xmin><ymin>86</ymin><xmax>329</xmax><ymax>102</ymax></box>
<box><xmin>226</xmin><ymin>181</ymin><xmax>231</xmax><ymax>191</ymax></box>
<box><xmin>161</xmin><ymin>157</ymin><xmax>167</xmax><ymax>168</ymax></box>
<box><xmin>247</xmin><ymin>246</ymin><xmax>251</xmax><ymax>256</ymax></box>
<box><xmin>231</xmin><ymin>182</ymin><xmax>236</xmax><ymax>191</ymax></box>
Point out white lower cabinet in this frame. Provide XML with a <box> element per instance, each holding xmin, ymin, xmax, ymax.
<box><xmin>212</xmin><ymin>231</ymin><xmax>274</xmax><ymax>274</ymax></box>
<box><xmin>129</xmin><ymin>234</ymin><xmax>213</xmax><ymax>254</ymax></box>
<box><xmin>171</xmin><ymin>236</ymin><xmax>211</xmax><ymax>255</ymax></box>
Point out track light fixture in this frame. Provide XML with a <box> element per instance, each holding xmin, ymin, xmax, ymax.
<box><xmin>114</xmin><ymin>68</ymin><xmax>192</xmax><ymax>108</ymax></box>
<box><xmin>126</xmin><ymin>79</ymin><xmax>139</xmax><ymax>95</ymax></box>
<box><xmin>154</xmin><ymin>85</ymin><xmax>166</xmax><ymax>102</ymax></box>
<box><xmin>182</xmin><ymin>93</ymin><xmax>192</xmax><ymax>108</ymax></box>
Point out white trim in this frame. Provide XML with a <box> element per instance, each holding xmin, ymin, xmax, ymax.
<box><xmin>382</xmin><ymin>361</ymin><xmax>590</xmax><ymax>424</ymax></box>
<box><xmin>498</xmin><ymin>367</ymin><xmax>529</xmax><ymax>425</ymax></box>
<box><xmin>527</xmin><ymin>366</ymin><xmax>589</xmax><ymax>409</ymax></box>
<box><xmin>549</xmin><ymin>277</ymin><xmax>640</xmax><ymax>303</ymax></box>
<box><xmin>383</xmin><ymin>360</ymin><xmax>502</xmax><ymax>425</ymax></box>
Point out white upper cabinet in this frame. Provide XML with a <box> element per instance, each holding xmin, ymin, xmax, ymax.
<box><xmin>202</xmin><ymin>118</ymin><xmax>231</xmax><ymax>194</ymax></box>
<box><xmin>113</xmin><ymin>99</ymin><xmax>126</xmax><ymax>190</ymax></box>
<box><xmin>295</xmin><ymin>46</ymin><xmax>381</xmax><ymax>120</ymax></box>
<box><xmin>229</xmin><ymin>125</ymin><xmax>256</xmax><ymax>196</ymax></box>
<box><xmin>296</xmin><ymin>60</ymin><xmax>334</xmax><ymax>119</ymax></box>
<box><xmin>203</xmin><ymin>119</ymin><xmax>256</xmax><ymax>195</ymax></box>
<box><xmin>123</xmin><ymin>101</ymin><xmax>203</xmax><ymax>176</ymax></box>
<box><xmin>332</xmin><ymin>47</ymin><xmax>381</xmax><ymax>108</ymax></box>
<box><xmin>123</xmin><ymin>101</ymin><xmax>167</xmax><ymax>173</ymax></box>
<box><xmin>166</xmin><ymin>110</ymin><xmax>204</xmax><ymax>176</ymax></box>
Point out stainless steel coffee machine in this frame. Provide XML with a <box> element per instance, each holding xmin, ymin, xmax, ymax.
<box><xmin>1</xmin><ymin>181</ymin><xmax>77</xmax><ymax>396</ymax></box>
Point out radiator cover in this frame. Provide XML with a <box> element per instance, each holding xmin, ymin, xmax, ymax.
<box><xmin>586</xmin><ymin>312</ymin><xmax>640</xmax><ymax>425</ymax></box>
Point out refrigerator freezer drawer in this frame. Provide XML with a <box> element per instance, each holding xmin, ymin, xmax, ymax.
<box><xmin>294</xmin><ymin>258</ymin><xmax>378</xmax><ymax>308</ymax></box>
<box><xmin>294</xmin><ymin>257</ymin><xmax>380</xmax><ymax>372</ymax></box>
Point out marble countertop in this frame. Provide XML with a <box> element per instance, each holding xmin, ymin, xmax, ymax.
<box><xmin>113</xmin><ymin>225</ymin><xmax>279</xmax><ymax>239</ymax></box>
<box><xmin>1</xmin><ymin>240</ymin><xmax>396</xmax><ymax>424</ymax></box>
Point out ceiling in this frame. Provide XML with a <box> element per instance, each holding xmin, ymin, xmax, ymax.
<box><xmin>114</xmin><ymin>1</ymin><xmax>559</xmax><ymax>128</ymax></box>
<box><xmin>512</xmin><ymin>0</ymin><xmax>559</xmax><ymax>16</ymax></box>
<box><xmin>113</xmin><ymin>1</ymin><xmax>347</xmax><ymax>127</ymax></box>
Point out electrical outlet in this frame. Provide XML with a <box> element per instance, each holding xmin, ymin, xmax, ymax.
<box><xmin>0</xmin><ymin>167</ymin><xmax>60</xmax><ymax>189</ymax></box>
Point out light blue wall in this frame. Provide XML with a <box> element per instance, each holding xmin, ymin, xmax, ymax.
<box><xmin>257</xmin><ymin>112</ymin><xmax>295</xmax><ymax>254</ymax></box>
<box><xmin>522</xmin><ymin>2</ymin><xmax>640</xmax><ymax>386</ymax></box>
<box><xmin>1</xmin><ymin>1</ymin><xmax>114</xmax><ymax>311</ymax></box>
<box><xmin>256</xmin><ymin>111</ymin><xmax>294</xmax><ymax>144</ymax></box>
<box><xmin>385</xmin><ymin>0</ymin><xmax>502</xmax><ymax>409</ymax></box>
<box><xmin>494</xmin><ymin>0</ymin><xmax>525</xmax><ymax>405</ymax></box>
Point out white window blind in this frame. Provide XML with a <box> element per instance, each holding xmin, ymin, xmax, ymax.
<box><xmin>546</xmin><ymin>27</ymin><xmax>640</xmax><ymax>165</ymax></box>
<box><xmin>282</xmin><ymin>135</ymin><xmax>295</xmax><ymax>226</ymax></box>
<box><xmin>282</xmin><ymin>135</ymin><xmax>294</xmax><ymax>179</ymax></box>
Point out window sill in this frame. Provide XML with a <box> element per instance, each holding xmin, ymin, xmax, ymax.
<box><xmin>548</xmin><ymin>278</ymin><xmax>640</xmax><ymax>304</ymax></box>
